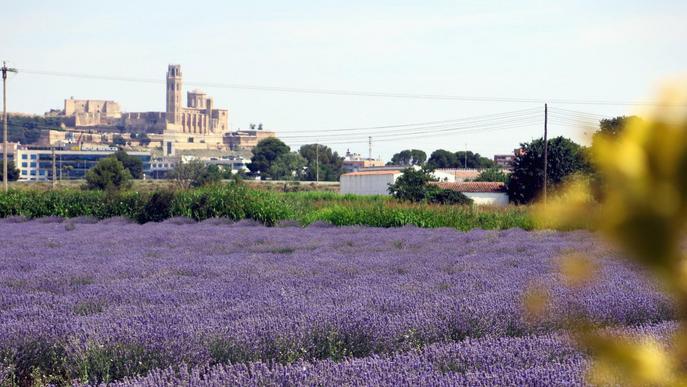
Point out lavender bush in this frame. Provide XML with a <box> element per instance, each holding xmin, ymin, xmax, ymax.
<box><xmin>104</xmin><ymin>321</ymin><xmax>676</xmax><ymax>387</ymax></box>
<box><xmin>0</xmin><ymin>221</ymin><xmax>673</xmax><ymax>384</ymax></box>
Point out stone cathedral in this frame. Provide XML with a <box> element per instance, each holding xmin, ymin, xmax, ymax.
<box><xmin>48</xmin><ymin>64</ymin><xmax>233</xmax><ymax>155</ymax></box>
<box><xmin>162</xmin><ymin>65</ymin><xmax>228</xmax><ymax>155</ymax></box>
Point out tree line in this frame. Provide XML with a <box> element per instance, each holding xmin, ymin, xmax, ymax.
<box><xmin>3</xmin><ymin>114</ymin><xmax>637</xmax><ymax>207</ymax></box>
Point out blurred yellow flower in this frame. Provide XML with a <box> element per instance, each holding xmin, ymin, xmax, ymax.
<box><xmin>532</xmin><ymin>83</ymin><xmax>687</xmax><ymax>384</ymax></box>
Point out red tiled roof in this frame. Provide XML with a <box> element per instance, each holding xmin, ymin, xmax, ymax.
<box><xmin>435</xmin><ymin>168</ymin><xmax>482</xmax><ymax>180</ymax></box>
<box><xmin>343</xmin><ymin>170</ymin><xmax>402</xmax><ymax>176</ymax></box>
<box><xmin>431</xmin><ymin>182</ymin><xmax>506</xmax><ymax>193</ymax></box>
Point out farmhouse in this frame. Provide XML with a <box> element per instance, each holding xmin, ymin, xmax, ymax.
<box><xmin>339</xmin><ymin>167</ymin><xmax>456</xmax><ymax>196</ymax></box>
<box><xmin>432</xmin><ymin>181</ymin><xmax>508</xmax><ymax>206</ymax></box>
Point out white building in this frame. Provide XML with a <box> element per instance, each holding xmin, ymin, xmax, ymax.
<box><xmin>14</xmin><ymin>146</ymin><xmax>151</xmax><ymax>181</ymax></box>
<box><xmin>433</xmin><ymin>182</ymin><xmax>509</xmax><ymax>206</ymax></box>
<box><xmin>340</xmin><ymin>169</ymin><xmax>401</xmax><ymax>195</ymax></box>
<box><xmin>339</xmin><ymin>167</ymin><xmax>456</xmax><ymax>196</ymax></box>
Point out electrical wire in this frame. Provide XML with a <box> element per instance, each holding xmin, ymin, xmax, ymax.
<box><xmin>18</xmin><ymin>69</ymin><xmax>687</xmax><ymax>107</ymax></box>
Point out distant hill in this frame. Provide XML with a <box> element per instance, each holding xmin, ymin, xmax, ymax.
<box><xmin>1</xmin><ymin>114</ymin><xmax>66</xmax><ymax>144</ymax></box>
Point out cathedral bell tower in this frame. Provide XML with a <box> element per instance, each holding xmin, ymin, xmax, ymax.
<box><xmin>166</xmin><ymin>65</ymin><xmax>183</xmax><ymax>125</ymax></box>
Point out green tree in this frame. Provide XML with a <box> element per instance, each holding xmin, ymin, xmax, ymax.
<box><xmin>473</xmin><ymin>167</ymin><xmax>508</xmax><ymax>182</ymax></box>
<box><xmin>114</xmin><ymin>150</ymin><xmax>143</xmax><ymax>179</ymax></box>
<box><xmin>268</xmin><ymin>152</ymin><xmax>306</xmax><ymax>180</ymax></box>
<box><xmin>298</xmin><ymin>144</ymin><xmax>343</xmax><ymax>181</ymax></box>
<box><xmin>206</xmin><ymin>164</ymin><xmax>233</xmax><ymax>179</ymax></box>
<box><xmin>0</xmin><ymin>161</ymin><xmax>20</xmax><ymax>181</ymax></box>
<box><xmin>388</xmin><ymin>167</ymin><xmax>436</xmax><ymax>202</ymax></box>
<box><xmin>85</xmin><ymin>157</ymin><xmax>132</xmax><ymax>191</ymax></box>
<box><xmin>427</xmin><ymin>149</ymin><xmax>457</xmax><ymax>169</ymax></box>
<box><xmin>249</xmin><ymin>138</ymin><xmax>290</xmax><ymax>178</ymax></box>
<box><xmin>453</xmin><ymin>151</ymin><xmax>494</xmax><ymax>169</ymax></box>
<box><xmin>594</xmin><ymin>115</ymin><xmax>642</xmax><ymax>140</ymax></box>
<box><xmin>390</xmin><ymin>149</ymin><xmax>427</xmax><ymax>166</ymax></box>
<box><xmin>478</xmin><ymin>156</ymin><xmax>495</xmax><ymax>169</ymax></box>
<box><xmin>169</xmin><ymin>160</ymin><xmax>221</xmax><ymax>189</ymax></box>
<box><xmin>111</xmin><ymin>135</ymin><xmax>127</xmax><ymax>147</ymax></box>
<box><xmin>387</xmin><ymin>167</ymin><xmax>472</xmax><ymax>205</ymax></box>
<box><xmin>506</xmin><ymin>136</ymin><xmax>590</xmax><ymax>204</ymax></box>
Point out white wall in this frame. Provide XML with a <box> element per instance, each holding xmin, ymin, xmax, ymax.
<box><xmin>340</xmin><ymin>173</ymin><xmax>399</xmax><ymax>195</ymax></box>
<box><xmin>432</xmin><ymin>170</ymin><xmax>456</xmax><ymax>182</ymax></box>
<box><xmin>464</xmin><ymin>192</ymin><xmax>509</xmax><ymax>206</ymax></box>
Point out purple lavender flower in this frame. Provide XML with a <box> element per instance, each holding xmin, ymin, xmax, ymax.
<box><xmin>0</xmin><ymin>221</ymin><xmax>674</xmax><ymax>385</ymax></box>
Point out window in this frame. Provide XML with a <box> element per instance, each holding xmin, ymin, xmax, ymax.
<box><xmin>30</xmin><ymin>162</ymin><xmax>36</xmax><ymax>168</ymax></box>
<box><xmin>30</xmin><ymin>154</ymin><xmax>37</xmax><ymax>159</ymax></box>
<box><xmin>21</xmin><ymin>170</ymin><xmax>26</xmax><ymax>175</ymax></box>
<box><xmin>21</xmin><ymin>154</ymin><xmax>27</xmax><ymax>159</ymax></box>
<box><xmin>21</xmin><ymin>162</ymin><xmax>27</xmax><ymax>167</ymax></box>
<box><xmin>30</xmin><ymin>170</ymin><xmax>36</xmax><ymax>176</ymax></box>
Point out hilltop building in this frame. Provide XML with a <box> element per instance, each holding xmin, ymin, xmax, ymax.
<box><xmin>160</xmin><ymin>65</ymin><xmax>229</xmax><ymax>155</ymax></box>
<box><xmin>223</xmin><ymin>129</ymin><xmax>276</xmax><ymax>151</ymax></box>
<box><xmin>47</xmin><ymin>65</ymin><xmax>231</xmax><ymax>156</ymax></box>
<box><xmin>45</xmin><ymin>98</ymin><xmax>122</xmax><ymax>127</ymax></box>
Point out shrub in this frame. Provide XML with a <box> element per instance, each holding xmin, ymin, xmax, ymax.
<box><xmin>387</xmin><ymin>167</ymin><xmax>436</xmax><ymax>202</ymax></box>
<box><xmin>169</xmin><ymin>160</ymin><xmax>221</xmax><ymax>189</ymax></box>
<box><xmin>0</xmin><ymin>186</ymin><xmax>534</xmax><ymax>230</ymax></box>
<box><xmin>0</xmin><ymin>161</ymin><xmax>20</xmax><ymax>181</ymax></box>
<box><xmin>473</xmin><ymin>167</ymin><xmax>508</xmax><ymax>183</ymax></box>
<box><xmin>114</xmin><ymin>150</ymin><xmax>143</xmax><ymax>179</ymax></box>
<box><xmin>426</xmin><ymin>187</ymin><xmax>472</xmax><ymax>205</ymax></box>
<box><xmin>138</xmin><ymin>191</ymin><xmax>175</xmax><ymax>223</ymax></box>
<box><xmin>85</xmin><ymin>157</ymin><xmax>132</xmax><ymax>191</ymax></box>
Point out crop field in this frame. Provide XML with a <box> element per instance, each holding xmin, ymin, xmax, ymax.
<box><xmin>0</xmin><ymin>218</ymin><xmax>674</xmax><ymax>386</ymax></box>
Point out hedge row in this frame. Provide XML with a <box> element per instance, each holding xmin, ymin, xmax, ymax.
<box><xmin>0</xmin><ymin>185</ymin><xmax>534</xmax><ymax>230</ymax></box>
<box><xmin>0</xmin><ymin>185</ymin><xmax>293</xmax><ymax>226</ymax></box>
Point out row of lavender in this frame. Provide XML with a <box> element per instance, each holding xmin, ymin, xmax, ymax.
<box><xmin>106</xmin><ymin>322</ymin><xmax>676</xmax><ymax>386</ymax></box>
<box><xmin>0</xmin><ymin>218</ymin><xmax>673</xmax><ymax>384</ymax></box>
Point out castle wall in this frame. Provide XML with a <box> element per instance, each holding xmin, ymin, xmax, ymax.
<box><xmin>121</xmin><ymin>112</ymin><xmax>166</xmax><ymax>133</ymax></box>
<box><xmin>63</xmin><ymin>98</ymin><xmax>121</xmax><ymax>126</ymax></box>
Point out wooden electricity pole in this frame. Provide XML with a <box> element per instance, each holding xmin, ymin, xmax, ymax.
<box><xmin>2</xmin><ymin>62</ymin><xmax>18</xmax><ymax>192</ymax></box>
<box><xmin>315</xmin><ymin>143</ymin><xmax>319</xmax><ymax>182</ymax></box>
<box><xmin>52</xmin><ymin>146</ymin><xmax>57</xmax><ymax>189</ymax></box>
<box><xmin>543</xmin><ymin>103</ymin><xmax>549</xmax><ymax>205</ymax></box>
<box><xmin>368</xmin><ymin>136</ymin><xmax>372</xmax><ymax>160</ymax></box>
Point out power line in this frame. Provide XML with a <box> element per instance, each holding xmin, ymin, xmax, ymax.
<box><xmin>278</xmin><ymin>110</ymin><xmax>541</xmax><ymax>139</ymax></box>
<box><xmin>19</xmin><ymin>68</ymin><xmax>687</xmax><ymax>107</ymax></box>
<box><xmin>286</xmin><ymin>120</ymin><xmax>542</xmax><ymax>146</ymax></box>
<box><xmin>279</xmin><ymin>116</ymin><xmax>542</xmax><ymax>141</ymax></box>
<box><xmin>278</xmin><ymin>107</ymin><xmax>541</xmax><ymax>134</ymax></box>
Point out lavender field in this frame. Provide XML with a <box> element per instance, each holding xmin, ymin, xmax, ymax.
<box><xmin>0</xmin><ymin>217</ymin><xmax>675</xmax><ymax>385</ymax></box>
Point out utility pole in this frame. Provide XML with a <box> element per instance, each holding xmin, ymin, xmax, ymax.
<box><xmin>315</xmin><ymin>142</ymin><xmax>319</xmax><ymax>182</ymax></box>
<box><xmin>2</xmin><ymin>62</ymin><xmax>18</xmax><ymax>193</ymax></box>
<box><xmin>51</xmin><ymin>146</ymin><xmax>57</xmax><ymax>189</ymax></box>
<box><xmin>368</xmin><ymin>136</ymin><xmax>372</xmax><ymax>161</ymax></box>
<box><xmin>543</xmin><ymin>103</ymin><xmax>549</xmax><ymax>205</ymax></box>
<box><xmin>464</xmin><ymin>143</ymin><xmax>468</xmax><ymax>169</ymax></box>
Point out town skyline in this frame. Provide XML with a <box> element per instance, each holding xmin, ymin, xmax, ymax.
<box><xmin>2</xmin><ymin>0</ymin><xmax>686</xmax><ymax>160</ymax></box>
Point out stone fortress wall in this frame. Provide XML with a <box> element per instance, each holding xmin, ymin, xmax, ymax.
<box><xmin>63</xmin><ymin>98</ymin><xmax>121</xmax><ymax>127</ymax></box>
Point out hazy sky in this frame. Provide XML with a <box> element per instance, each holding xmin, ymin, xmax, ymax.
<box><xmin>2</xmin><ymin>0</ymin><xmax>686</xmax><ymax>160</ymax></box>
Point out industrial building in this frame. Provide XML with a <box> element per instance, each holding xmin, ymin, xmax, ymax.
<box><xmin>6</xmin><ymin>146</ymin><xmax>151</xmax><ymax>181</ymax></box>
